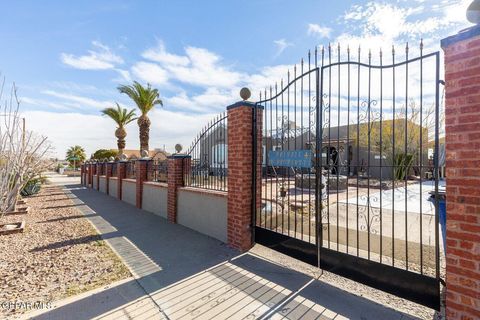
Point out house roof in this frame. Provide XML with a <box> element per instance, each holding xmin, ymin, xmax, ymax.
<box><xmin>123</xmin><ymin>149</ymin><xmax>170</xmax><ymax>160</ymax></box>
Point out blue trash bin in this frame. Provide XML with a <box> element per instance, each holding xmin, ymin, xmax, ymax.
<box><xmin>438</xmin><ymin>198</ymin><xmax>446</xmax><ymax>251</ymax></box>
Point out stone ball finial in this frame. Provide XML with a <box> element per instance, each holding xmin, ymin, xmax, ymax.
<box><xmin>175</xmin><ymin>144</ymin><xmax>183</xmax><ymax>153</ymax></box>
<box><xmin>119</xmin><ymin>154</ymin><xmax>127</xmax><ymax>161</ymax></box>
<box><xmin>109</xmin><ymin>156</ymin><xmax>115</xmax><ymax>162</ymax></box>
<box><xmin>140</xmin><ymin>150</ymin><xmax>149</xmax><ymax>158</ymax></box>
<box><xmin>467</xmin><ymin>0</ymin><xmax>480</xmax><ymax>24</ymax></box>
<box><xmin>240</xmin><ymin>87</ymin><xmax>251</xmax><ymax>101</ymax></box>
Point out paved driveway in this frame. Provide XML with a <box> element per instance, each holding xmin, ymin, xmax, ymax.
<box><xmin>28</xmin><ymin>174</ymin><xmax>417</xmax><ymax>320</ymax></box>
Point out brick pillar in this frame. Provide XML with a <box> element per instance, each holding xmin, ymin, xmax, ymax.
<box><xmin>105</xmin><ymin>162</ymin><xmax>113</xmax><ymax>195</ymax></box>
<box><xmin>91</xmin><ymin>163</ymin><xmax>97</xmax><ymax>188</ymax></box>
<box><xmin>80</xmin><ymin>164</ymin><xmax>84</xmax><ymax>185</ymax></box>
<box><xmin>226</xmin><ymin>101</ymin><xmax>263</xmax><ymax>251</ymax></box>
<box><xmin>167</xmin><ymin>154</ymin><xmax>190</xmax><ymax>223</ymax></box>
<box><xmin>135</xmin><ymin>159</ymin><xmax>150</xmax><ymax>209</ymax></box>
<box><xmin>117</xmin><ymin>161</ymin><xmax>127</xmax><ymax>200</ymax></box>
<box><xmin>96</xmin><ymin>163</ymin><xmax>101</xmax><ymax>190</ymax></box>
<box><xmin>88</xmin><ymin>163</ymin><xmax>93</xmax><ymax>187</ymax></box>
<box><xmin>442</xmin><ymin>25</ymin><xmax>480</xmax><ymax>320</ymax></box>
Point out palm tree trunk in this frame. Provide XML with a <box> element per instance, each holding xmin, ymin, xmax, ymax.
<box><xmin>115</xmin><ymin>127</ymin><xmax>127</xmax><ymax>155</ymax></box>
<box><xmin>138</xmin><ymin>115</ymin><xmax>151</xmax><ymax>152</ymax></box>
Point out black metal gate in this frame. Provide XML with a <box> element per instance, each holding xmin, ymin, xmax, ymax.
<box><xmin>253</xmin><ymin>43</ymin><xmax>442</xmax><ymax>310</ymax></box>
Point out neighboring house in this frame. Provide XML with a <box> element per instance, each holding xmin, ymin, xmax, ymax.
<box><xmin>192</xmin><ymin>124</ymin><xmax>228</xmax><ymax>176</ymax></box>
<box><xmin>201</xmin><ymin>119</ymin><xmax>429</xmax><ymax>179</ymax></box>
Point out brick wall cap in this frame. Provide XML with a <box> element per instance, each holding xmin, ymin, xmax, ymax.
<box><xmin>144</xmin><ymin>181</ymin><xmax>168</xmax><ymax>188</ymax></box>
<box><xmin>179</xmin><ymin>186</ymin><xmax>227</xmax><ymax>198</ymax></box>
<box><xmin>227</xmin><ymin>101</ymin><xmax>264</xmax><ymax>110</ymax></box>
<box><xmin>168</xmin><ymin>154</ymin><xmax>191</xmax><ymax>159</ymax></box>
<box><xmin>441</xmin><ymin>24</ymin><xmax>480</xmax><ymax>49</ymax></box>
<box><xmin>137</xmin><ymin>158</ymin><xmax>152</xmax><ymax>161</ymax></box>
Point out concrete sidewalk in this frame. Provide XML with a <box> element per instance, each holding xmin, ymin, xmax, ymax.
<box><xmin>29</xmin><ymin>174</ymin><xmax>417</xmax><ymax>320</ymax></box>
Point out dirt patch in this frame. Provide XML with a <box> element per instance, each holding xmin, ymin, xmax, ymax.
<box><xmin>0</xmin><ymin>185</ymin><xmax>130</xmax><ymax>318</ymax></box>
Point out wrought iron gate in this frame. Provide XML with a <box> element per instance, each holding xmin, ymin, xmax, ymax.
<box><xmin>253</xmin><ymin>43</ymin><xmax>442</xmax><ymax>310</ymax></box>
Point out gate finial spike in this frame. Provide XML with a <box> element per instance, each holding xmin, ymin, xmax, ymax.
<box><xmin>420</xmin><ymin>38</ymin><xmax>424</xmax><ymax>52</ymax></box>
<box><xmin>405</xmin><ymin>42</ymin><xmax>409</xmax><ymax>54</ymax></box>
<box><xmin>380</xmin><ymin>47</ymin><xmax>383</xmax><ymax>58</ymax></box>
<box><xmin>392</xmin><ymin>45</ymin><xmax>396</xmax><ymax>55</ymax></box>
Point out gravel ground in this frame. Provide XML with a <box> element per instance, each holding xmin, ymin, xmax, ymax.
<box><xmin>0</xmin><ymin>184</ymin><xmax>131</xmax><ymax>318</ymax></box>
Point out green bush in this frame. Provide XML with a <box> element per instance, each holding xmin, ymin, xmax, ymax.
<box><xmin>21</xmin><ymin>177</ymin><xmax>42</xmax><ymax>196</ymax></box>
<box><xmin>393</xmin><ymin>153</ymin><xmax>414</xmax><ymax>181</ymax></box>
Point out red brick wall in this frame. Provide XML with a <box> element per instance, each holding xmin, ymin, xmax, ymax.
<box><xmin>227</xmin><ymin>103</ymin><xmax>263</xmax><ymax>251</ymax></box>
<box><xmin>96</xmin><ymin>163</ymin><xmax>101</xmax><ymax>190</ymax></box>
<box><xmin>80</xmin><ymin>164</ymin><xmax>84</xmax><ymax>185</ymax></box>
<box><xmin>167</xmin><ymin>155</ymin><xmax>189</xmax><ymax>223</ymax></box>
<box><xmin>443</xmin><ymin>27</ymin><xmax>480</xmax><ymax>320</ymax></box>
<box><xmin>117</xmin><ymin>162</ymin><xmax>127</xmax><ymax>200</ymax></box>
<box><xmin>135</xmin><ymin>160</ymin><xmax>150</xmax><ymax>209</ymax></box>
<box><xmin>88</xmin><ymin>163</ymin><xmax>93</xmax><ymax>187</ymax></box>
<box><xmin>105</xmin><ymin>163</ymin><xmax>112</xmax><ymax>195</ymax></box>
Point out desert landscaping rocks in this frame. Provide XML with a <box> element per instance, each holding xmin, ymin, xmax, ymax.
<box><xmin>0</xmin><ymin>185</ymin><xmax>130</xmax><ymax>318</ymax></box>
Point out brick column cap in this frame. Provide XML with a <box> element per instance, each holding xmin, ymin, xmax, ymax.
<box><xmin>168</xmin><ymin>154</ymin><xmax>191</xmax><ymax>159</ymax></box>
<box><xmin>226</xmin><ymin>101</ymin><xmax>264</xmax><ymax>110</ymax></box>
<box><xmin>441</xmin><ymin>25</ymin><xmax>480</xmax><ymax>48</ymax></box>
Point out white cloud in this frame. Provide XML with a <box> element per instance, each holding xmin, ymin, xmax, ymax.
<box><xmin>168</xmin><ymin>46</ymin><xmax>243</xmax><ymax>88</ymax></box>
<box><xmin>61</xmin><ymin>41</ymin><xmax>123</xmax><ymax>70</ymax></box>
<box><xmin>41</xmin><ymin>90</ymin><xmax>111</xmax><ymax>109</ymax></box>
<box><xmin>21</xmin><ymin>97</ymin><xmax>76</xmax><ymax>111</ymax></box>
<box><xmin>137</xmin><ymin>43</ymin><xmax>244</xmax><ymax>88</ymax></box>
<box><xmin>142</xmin><ymin>41</ymin><xmax>190</xmax><ymax>66</ymax></box>
<box><xmin>114</xmin><ymin>68</ymin><xmax>131</xmax><ymax>82</ymax></box>
<box><xmin>337</xmin><ymin>1</ymin><xmax>470</xmax><ymax>54</ymax></box>
<box><xmin>307</xmin><ymin>24</ymin><xmax>332</xmax><ymax>38</ymax></box>
<box><xmin>131</xmin><ymin>62</ymin><xmax>169</xmax><ymax>86</ymax></box>
<box><xmin>22</xmin><ymin>108</ymin><xmax>220</xmax><ymax>158</ymax></box>
<box><xmin>274</xmin><ymin>39</ymin><xmax>293</xmax><ymax>57</ymax></box>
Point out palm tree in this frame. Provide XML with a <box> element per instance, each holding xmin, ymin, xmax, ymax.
<box><xmin>117</xmin><ymin>81</ymin><xmax>162</xmax><ymax>152</ymax></box>
<box><xmin>101</xmin><ymin>103</ymin><xmax>137</xmax><ymax>156</ymax></box>
<box><xmin>66</xmin><ymin>145</ymin><xmax>86</xmax><ymax>166</ymax></box>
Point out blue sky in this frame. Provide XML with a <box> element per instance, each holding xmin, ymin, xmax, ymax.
<box><xmin>0</xmin><ymin>0</ymin><xmax>470</xmax><ymax>158</ymax></box>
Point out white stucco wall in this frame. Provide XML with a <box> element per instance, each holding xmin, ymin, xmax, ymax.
<box><xmin>122</xmin><ymin>179</ymin><xmax>136</xmax><ymax>206</ymax></box>
<box><xmin>99</xmin><ymin>176</ymin><xmax>107</xmax><ymax>193</ymax></box>
<box><xmin>142</xmin><ymin>182</ymin><xmax>168</xmax><ymax>219</ymax></box>
<box><xmin>177</xmin><ymin>188</ymin><xmax>228</xmax><ymax>242</ymax></box>
<box><xmin>92</xmin><ymin>175</ymin><xmax>98</xmax><ymax>189</ymax></box>
<box><xmin>109</xmin><ymin>178</ymin><xmax>118</xmax><ymax>198</ymax></box>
